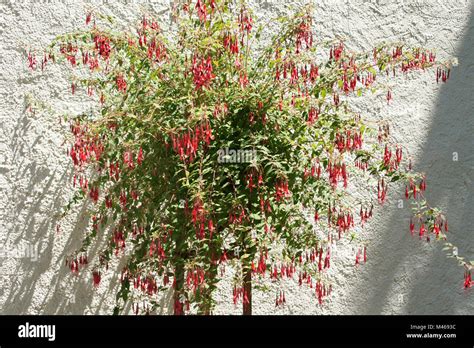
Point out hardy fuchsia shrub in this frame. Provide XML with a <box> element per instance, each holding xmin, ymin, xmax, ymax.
<box><xmin>27</xmin><ymin>0</ymin><xmax>471</xmax><ymax>315</ymax></box>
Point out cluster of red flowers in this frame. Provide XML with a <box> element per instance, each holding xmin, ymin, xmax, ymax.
<box><xmin>359</xmin><ymin>204</ymin><xmax>374</xmax><ymax>225</ymax></box>
<box><xmin>93</xmin><ymin>34</ymin><xmax>111</xmax><ymax>60</ymax></box>
<box><xmin>233</xmin><ymin>285</ymin><xmax>250</xmax><ymax>306</ymax></box>
<box><xmin>409</xmin><ymin>215</ymin><xmax>447</xmax><ymax>242</ymax></box>
<box><xmin>327</xmin><ymin>161</ymin><xmax>348</xmax><ymax>188</ymax></box>
<box><xmin>89</xmin><ymin>186</ymin><xmax>99</xmax><ymax>203</ymax></box>
<box><xmin>238</xmin><ymin>8</ymin><xmax>253</xmax><ymax>34</ymax></box>
<box><xmin>66</xmin><ymin>254</ymin><xmax>88</xmax><ymax>274</ymax></box>
<box><xmin>112</xmin><ymin>229</ymin><xmax>126</xmax><ymax>255</ymax></box>
<box><xmin>335</xmin><ymin>130</ymin><xmax>363</xmax><ymax>153</ymax></box>
<box><xmin>147</xmin><ymin>37</ymin><xmax>167</xmax><ymax>62</ymax></box>
<box><xmin>382</xmin><ymin>144</ymin><xmax>402</xmax><ymax>170</ymax></box>
<box><xmin>246</xmin><ymin>171</ymin><xmax>264</xmax><ymax>192</ymax></box>
<box><xmin>116</xmin><ymin>74</ymin><xmax>127</xmax><ymax>93</ymax></box>
<box><xmin>277</xmin><ymin>62</ymin><xmax>320</xmax><ymax>85</ymax></box>
<box><xmin>59</xmin><ymin>43</ymin><xmax>78</xmax><ymax>66</ymax></box>
<box><xmin>149</xmin><ymin>237</ymin><xmax>166</xmax><ymax>261</ymax></box>
<box><xmin>170</xmin><ymin>120</ymin><xmax>213</xmax><ymax>162</ymax></box>
<box><xmin>399</xmin><ymin>49</ymin><xmax>436</xmax><ymax>73</ymax></box>
<box><xmin>315</xmin><ymin>280</ymin><xmax>332</xmax><ymax>305</ymax></box>
<box><xmin>251</xmin><ymin>249</ymin><xmax>268</xmax><ymax>275</ymax></box>
<box><xmin>275</xmin><ymin>179</ymin><xmax>291</xmax><ymax>202</ymax></box>
<box><xmin>229</xmin><ymin>205</ymin><xmax>249</xmax><ymax>225</ymax></box>
<box><xmin>436</xmin><ymin>67</ymin><xmax>451</xmax><ymax>83</ymax></box>
<box><xmin>186</xmin><ymin>267</ymin><xmax>206</xmax><ymax>293</ymax></box>
<box><xmin>295</xmin><ymin>17</ymin><xmax>313</xmax><ymax>53</ymax></box>
<box><xmin>335</xmin><ymin>210</ymin><xmax>355</xmax><ymax>239</ymax></box>
<box><xmin>223</xmin><ymin>32</ymin><xmax>239</xmax><ymax>54</ymax></box>
<box><xmin>330</xmin><ymin>42</ymin><xmax>344</xmax><ymax>61</ymax></box>
<box><xmin>275</xmin><ymin>291</ymin><xmax>286</xmax><ymax>307</ymax></box>
<box><xmin>135</xmin><ymin>275</ymin><xmax>158</xmax><ymax>296</ymax></box>
<box><xmin>405</xmin><ymin>177</ymin><xmax>426</xmax><ymax>200</ymax></box>
<box><xmin>195</xmin><ymin>0</ymin><xmax>216</xmax><ymax>22</ymax></box>
<box><xmin>192</xmin><ymin>55</ymin><xmax>215</xmax><ymax>90</ymax></box>
<box><xmin>68</xmin><ymin>120</ymin><xmax>104</xmax><ymax>168</ymax></box>
<box><xmin>304</xmin><ymin>161</ymin><xmax>322</xmax><ymax>181</ymax></box>
<box><xmin>269</xmin><ymin>262</ymin><xmax>296</xmax><ymax>280</ymax></box>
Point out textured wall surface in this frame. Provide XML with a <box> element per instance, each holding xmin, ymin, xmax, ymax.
<box><xmin>0</xmin><ymin>0</ymin><xmax>473</xmax><ymax>315</ymax></box>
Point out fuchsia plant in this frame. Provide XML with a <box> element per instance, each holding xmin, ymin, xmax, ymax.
<box><xmin>26</xmin><ymin>0</ymin><xmax>471</xmax><ymax>315</ymax></box>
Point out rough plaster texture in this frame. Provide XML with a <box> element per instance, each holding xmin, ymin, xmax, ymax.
<box><xmin>0</xmin><ymin>0</ymin><xmax>473</xmax><ymax>315</ymax></box>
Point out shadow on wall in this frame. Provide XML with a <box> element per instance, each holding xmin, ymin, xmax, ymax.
<box><xmin>3</xmin><ymin>105</ymin><xmax>174</xmax><ymax>315</ymax></box>
<box><xmin>353</xmin><ymin>5</ymin><xmax>474</xmax><ymax>314</ymax></box>
<box><xmin>2</xmin><ymin>105</ymin><xmax>120</xmax><ymax>314</ymax></box>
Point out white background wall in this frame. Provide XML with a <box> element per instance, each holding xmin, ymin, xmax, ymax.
<box><xmin>0</xmin><ymin>0</ymin><xmax>473</xmax><ymax>315</ymax></box>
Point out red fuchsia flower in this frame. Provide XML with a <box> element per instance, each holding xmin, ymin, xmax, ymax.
<box><xmin>436</xmin><ymin>67</ymin><xmax>451</xmax><ymax>83</ymax></box>
<box><xmin>123</xmin><ymin>150</ymin><xmax>134</xmax><ymax>169</ymax></box>
<box><xmin>387</xmin><ymin>90</ymin><xmax>392</xmax><ymax>104</ymax></box>
<box><xmin>419</xmin><ymin>177</ymin><xmax>427</xmax><ymax>192</ymax></box>
<box><xmin>195</xmin><ymin>0</ymin><xmax>208</xmax><ymax>22</ymax></box>
<box><xmin>275</xmin><ymin>179</ymin><xmax>290</xmax><ymax>202</ymax></box>
<box><xmin>419</xmin><ymin>223</ymin><xmax>426</xmax><ymax>238</ymax></box>
<box><xmin>409</xmin><ymin>218</ymin><xmax>415</xmax><ymax>235</ymax></box>
<box><xmin>69</xmin><ymin>259</ymin><xmax>79</xmax><ymax>274</ymax></box>
<box><xmin>41</xmin><ymin>53</ymin><xmax>48</xmax><ymax>71</ymax></box>
<box><xmin>383</xmin><ymin>145</ymin><xmax>392</xmax><ymax>167</ymax></box>
<box><xmin>433</xmin><ymin>223</ymin><xmax>440</xmax><ymax>237</ymax></box>
<box><xmin>307</xmin><ymin>106</ymin><xmax>318</xmax><ymax>125</ymax></box>
<box><xmin>82</xmin><ymin>51</ymin><xmax>89</xmax><ymax>65</ymax></box>
<box><xmin>192</xmin><ymin>55</ymin><xmax>214</xmax><ymax>90</ymax></box>
<box><xmin>88</xmin><ymin>55</ymin><xmax>99</xmax><ymax>70</ymax></box>
<box><xmin>239</xmin><ymin>8</ymin><xmax>253</xmax><ymax>34</ymax></box>
<box><xmin>89</xmin><ymin>187</ymin><xmax>99</xmax><ymax>203</ymax></box>
<box><xmin>94</xmin><ymin>35</ymin><xmax>111</xmax><ymax>60</ymax></box>
<box><xmin>464</xmin><ymin>270</ymin><xmax>472</xmax><ymax>289</ymax></box>
<box><xmin>314</xmin><ymin>209</ymin><xmax>319</xmax><ymax>222</ymax></box>
<box><xmin>239</xmin><ymin>72</ymin><xmax>249</xmax><ymax>88</ymax></box>
<box><xmin>92</xmin><ymin>271</ymin><xmax>101</xmax><ymax>287</ymax></box>
<box><xmin>105</xmin><ymin>196</ymin><xmax>112</xmax><ymax>209</ymax></box>
<box><xmin>137</xmin><ymin>147</ymin><xmax>144</xmax><ymax>165</ymax></box>
<box><xmin>363</xmin><ymin>246</ymin><xmax>367</xmax><ymax>263</ymax></box>
<box><xmin>377</xmin><ymin>177</ymin><xmax>388</xmax><ymax>204</ymax></box>
<box><xmin>208</xmin><ymin>219</ymin><xmax>215</xmax><ymax>239</ymax></box>
<box><xmin>27</xmin><ymin>51</ymin><xmax>37</xmax><ymax>70</ymax></box>
<box><xmin>116</xmin><ymin>74</ymin><xmax>127</xmax><ymax>93</ymax></box>
<box><xmin>395</xmin><ymin>146</ymin><xmax>403</xmax><ymax>164</ymax></box>
<box><xmin>330</xmin><ymin>42</ymin><xmax>344</xmax><ymax>61</ymax></box>
<box><xmin>324</xmin><ymin>247</ymin><xmax>331</xmax><ymax>269</ymax></box>
<box><xmin>86</xmin><ymin>12</ymin><xmax>92</xmax><ymax>25</ymax></box>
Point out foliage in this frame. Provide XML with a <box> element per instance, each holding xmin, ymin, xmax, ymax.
<box><xmin>26</xmin><ymin>0</ymin><xmax>470</xmax><ymax>315</ymax></box>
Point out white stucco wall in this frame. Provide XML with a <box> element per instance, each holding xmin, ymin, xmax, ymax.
<box><xmin>0</xmin><ymin>0</ymin><xmax>473</xmax><ymax>315</ymax></box>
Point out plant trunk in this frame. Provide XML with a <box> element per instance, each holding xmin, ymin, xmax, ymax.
<box><xmin>173</xmin><ymin>262</ymin><xmax>185</xmax><ymax>315</ymax></box>
<box><xmin>243</xmin><ymin>268</ymin><xmax>252</xmax><ymax>315</ymax></box>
